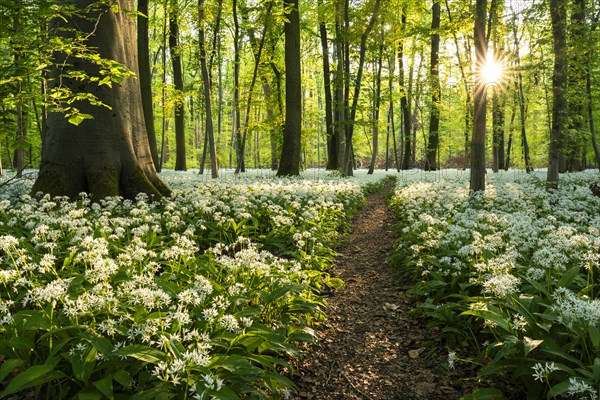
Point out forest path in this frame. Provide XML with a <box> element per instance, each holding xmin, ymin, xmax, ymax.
<box><xmin>293</xmin><ymin>181</ymin><xmax>465</xmax><ymax>400</ymax></box>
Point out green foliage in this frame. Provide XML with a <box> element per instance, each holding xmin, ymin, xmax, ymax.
<box><xmin>0</xmin><ymin>172</ymin><xmax>383</xmax><ymax>398</ymax></box>
<box><xmin>389</xmin><ymin>171</ymin><xmax>600</xmax><ymax>398</ymax></box>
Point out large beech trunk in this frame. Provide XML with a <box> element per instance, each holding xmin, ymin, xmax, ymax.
<box><xmin>32</xmin><ymin>0</ymin><xmax>170</xmax><ymax>200</ymax></box>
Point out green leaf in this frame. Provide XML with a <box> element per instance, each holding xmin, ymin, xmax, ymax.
<box><xmin>112</xmin><ymin>370</ymin><xmax>132</xmax><ymax>388</ymax></box>
<box><xmin>589</xmin><ymin>326</ymin><xmax>600</xmax><ymax>351</ymax></box>
<box><xmin>68</xmin><ymin>113</ymin><xmax>93</xmax><ymax>126</ymax></box>
<box><xmin>546</xmin><ymin>380</ymin><xmax>571</xmax><ymax>399</ymax></box>
<box><xmin>93</xmin><ymin>374</ymin><xmax>113</xmax><ymax>400</ymax></box>
<box><xmin>462</xmin><ymin>388</ymin><xmax>505</xmax><ymax>399</ymax></box>
<box><xmin>0</xmin><ymin>359</ymin><xmax>24</xmax><ymax>382</ymax></box>
<box><xmin>113</xmin><ymin>344</ymin><xmax>165</xmax><ymax>364</ymax></box>
<box><xmin>557</xmin><ymin>266</ymin><xmax>580</xmax><ymax>288</ymax></box>
<box><xmin>0</xmin><ymin>364</ymin><xmax>65</xmax><ymax>398</ymax></box>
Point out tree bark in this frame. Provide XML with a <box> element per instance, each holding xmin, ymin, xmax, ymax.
<box><xmin>238</xmin><ymin>3</ymin><xmax>272</xmax><ymax>174</ymax></box>
<box><xmin>588</xmin><ymin>62</ymin><xmax>600</xmax><ymax>170</ymax></box>
<box><xmin>566</xmin><ymin>0</ymin><xmax>586</xmax><ymax>171</ymax></box>
<box><xmin>368</xmin><ymin>38</ymin><xmax>384</xmax><ymax>175</ymax></box>
<box><xmin>334</xmin><ymin>2</ymin><xmax>346</xmax><ymax>169</ymax></box>
<box><xmin>168</xmin><ymin>0</ymin><xmax>186</xmax><ymax>171</ymax></box>
<box><xmin>470</xmin><ymin>0</ymin><xmax>487</xmax><ymax>193</ymax></box>
<box><xmin>137</xmin><ymin>0</ymin><xmax>159</xmax><ymax>171</ymax></box>
<box><xmin>277</xmin><ymin>0</ymin><xmax>302</xmax><ymax>176</ymax></box>
<box><xmin>198</xmin><ymin>0</ymin><xmax>219</xmax><ymax>178</ymax></box>
<box><xmin>426</xmin><ymin>1</ymin><xmax>441</xmax><ymax>171</ymax></box>
<box><xmin>232</xmin><ymin>0</ymin><xmax>243</xmax><ymax>172</ymax></box>
<box><xmin>319</xmin><ymin>0</ymin><xmax>338</xmax><ymax>170</ymax></box>
<box><xmin>399</xmin><ymin>7</ymin><xmax>412</xmax><ymax>170</ymax></box>
<box><xmin>32</xmin><ymin>0</ymin><xmax>170</xmax><ymax>199</ymax></box>
<box><xmin>547</xmin><ymin>0</ymin><xmax>568</xmax><ymax>187</ymax></box>
<box><xmin>343</xmin><ymin>0</ymin><xmax>381</xmax><ymax>176</ymax></box>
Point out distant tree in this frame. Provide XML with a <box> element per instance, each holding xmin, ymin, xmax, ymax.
<box><xmin>399</xmin><ymin>5</ymin><xmax>412</xmax><ymax>170</ymax></box>
<box><xmin>368</xmin><ymin>32</ymin><xmax>383</xmax><ymax>175</ymax></box>
<box><xmin>425</xmin><ymin>0</ymin><xmax>441</xmax><ymax>171</ymax></box>
<box><xmin>137</xmin><ymin>0</ymin><xmax>160</xmax><ymax>171</ymax></box>
<box><xmin>470</xmin><ymin>0</ymin><xmax>487</xmax><ymax>193</ymax></box>
<box><xmin>343</xmin><ymin>0</ymin><xmax>381</xmax><ymax>176</ymax></box>
<box><xmin>278</xmin><ymin>0</ymin><xmax>302</xmax><ymax>176</ymax></box>
<box><xmin>32</xmin><ymin>0</ymin><xmax>170</xmax><ymax>199</ymax></box>
<box><xmin>547</xmin><ymin>0</ymin><xmax>568</xmax><ymax>187</ymax></box>
<box><xmin>168</xmin><ymin>0</ymin><xmax>186</xmax><ymax>171</ymax></box>
<box><xmin>319</xmin><ymin>0</ymin><xmax>338</xmax><ymax>170</ymax></box>
<box><xmin>198</xmin><ymin>0</ymin><xmax>218</xmax><ymax>178</ymax></box>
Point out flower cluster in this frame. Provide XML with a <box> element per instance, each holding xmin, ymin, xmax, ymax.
<box><xmin>390</xmin><ymin>170</ymin><xmax>600</xmax><ymax>397</ymax></box>
<box><xmin>0</xmin><ymin>169</ymin><xmax>380</xmax><ymax>399</ymax></box>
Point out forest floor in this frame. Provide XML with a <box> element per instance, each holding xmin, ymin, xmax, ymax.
<box><xmin>292</xmin><ymin>181</ymin><xmax>473</xmax><ymax>400</ymax></box>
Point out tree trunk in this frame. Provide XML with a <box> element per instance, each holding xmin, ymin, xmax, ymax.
<box><xmin>32</xmin><ymin>0</ymin><xmax>170</xmax><ymax>199</ymax></box>
<box><xmin>566</xmin><ymin>0</ymin><xmax>586</xmax><ymax>171</ymax></box>
<box><xmin>319</xmin><ymin>0</ymin><xmax>337</xmax><ymax>170</ymax></box>
<box><xmin>12</xmin><ymin>13</ymin><xmax>25</xmax><ymax>178</ymax></box>
<box><xmin>334</xmin><ymin>3</ymin><xmax>346</xmax><ymax>170</ymax></box>
<box><xmin>505</xmin><ymin>103</ymin><xmax>516</xmax><ymax>170</ymax></box>
<box><xmin>159</xmin><ymin>13</ymin><xmax>167</xmax><ymax>171</ymax></box>
<box><xmin>233</xmin><ymin>0</ymin><xmax>243</xmax><ymax>172</ymax></box>
<box><xmin>239</xmin><ymin>2</ymin><xmax>272</xmax><ymax>173</ymax></box>
<box><xmin>343</xmin><ymin>0</ymin><xmax>381</xmax><ymax>176</ymax></box>
<box><xmin>277</xmin><ymin>0</ymin><xmax>302</xmax><ymax>176</ymax></box>
<box><xmin>547</xmin><ymin>0</ymin><xmax>568</xmax><ymax>186</ymax></box>
<box><xmin>368</xmin><ymin>39</ymin><xmax>384</xmax><ymax>175</ymax></box>
<box><xmin>470</xmin><ymin>0</ymin><xmax>487</xmax><ymax>193</ymax></box>
<box><xmin>492</xmin><ymin>86</ymin><xmax>505</xmax><ymax>172</ymax></box>
<box><xmin>168</xmin><ymin>0</ymin><xmax>186</xmax><ymax>171</ymax></box>
<box><xmin>399</xmin><ymin>7</ymin><xmax>412</xmax><ymax>170</ymax></box>
<box><xmin>426</xmin><ymin>1</ymin><xmax>441</xmax><ymax>171</ymax></box>
<box><xmin>137</xmin><ymin>0</ymin><xmax>159</xmax><ymax>171</ymax></box>
<box><xmin>588</xmin><ymin>63</ymin><xmax>600</xmax><ymax>170</ymax></box>
<box><xmin>198</xmin><ymin>0</ymin><xmax>219</xmax><ymax>178</ymax></box>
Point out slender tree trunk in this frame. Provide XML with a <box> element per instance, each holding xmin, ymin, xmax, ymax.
<box><xmin>168</xmin><ymin>0</ymin><xmax>186</xmax><ymax>171</ymax></box>
<box><xmin>319</xmin><ymin>0</ymin><xmax>337</xmax><ymax>170</ymax></box>
<box><xmin>492</xmin><ymin>86</ymin><xmax>506</xmax><ymax>172</ymax></box>
<box><xmin>13</xmin><ymin>13</ymin><xmax>25</xmax><ymax>178</ymax></box>
<box><xmin>159</xmin><ymin>12</ymin><xmax>167</xmax><ymax>171</ymax></box>
<box><xmin>564</xmin><ymin>0</ymin><xmax>586</xmax><ymax>171</ymax></box>
<box><xmin>505</xmin><ymin>102</ymin><xmax>516</xmax><ymax>170</ymax></box>
<box><xmin>399</xmin><ymin>7</ymin><xmax>412</xmax><ymax>170</ymax></box>
<box><xmin>343</xmin><ymin>0</ymin><xmax>381</xmax><ymax>176</ymax></box>
<box><xmin>511</xmin><ymin>14</ymin><xmax>533</xmax><ymax>173</ymax></box>
<box><xmin>198</xmin><ymin>0</ymin><xmax>218</xmax><ymax>178</ymax></box>
<box><xmin>547</xmin><ymin>0</ymin><xmax>568</xmax><ymax>186</ymax></box>
<box><xmin>387</xmin><ymin>55</ymin><xmax>396</xmax><ymax>171</ymax></box>
<box><xmin>470</xmin><ymin>0</ymin><xmax>487</xmax><ymax>193</ymax></box>
<box><xmin>368</xmin><ymin>38</ymin><xmax>384</xmax><ymax>174</ymax></box>
<box><xmin>426</xmin><ymin>1</ymin><xmax>441</xmax><ymax>171</ymax></box>
<box><xmin>334</xmin><ymin>3</ymin><xmax>345</xmax><ymax>169</ymax></box>
<box><xmin>238</xmin><ymin>3</ymin><xmax>272</xmax><ymax>173</ymax></box>
<box><xmin>137</xmin><ymin>0</ymin><xmax>159</xmax><ymax>170</ymax></box>
<box><xmin>233</xmin><ymin>0</ymin><xmax>242</xmax><ymax>172</ymax></box>
<box><xmin>277</xmin><ymin>0</ymin><xmax>302</xmax><ymax>176</ymax></box>
<box><xmin>588</xmin><ymin>64</ymin><xmax>600</xmax><ymax>170</ymax></box>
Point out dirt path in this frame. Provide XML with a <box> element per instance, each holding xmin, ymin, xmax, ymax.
<box><xmin>293</xmin><ymin>182</ymin><xmax>466</xmax><ymax>400</ymax></box>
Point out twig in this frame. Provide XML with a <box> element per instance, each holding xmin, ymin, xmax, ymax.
<box><xmin>341</xmin><ymin>372</ymin><xmax>376</xmax><ymax>400</ymax></box>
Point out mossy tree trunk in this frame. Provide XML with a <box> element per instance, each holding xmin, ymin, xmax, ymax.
<box><xmin>32</xmin><ymin>0</ymin><xmax>170</xmax><ymax>200</ymax></box>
